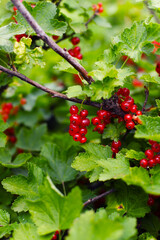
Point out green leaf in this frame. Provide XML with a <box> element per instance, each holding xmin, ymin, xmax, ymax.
<box><xmin>10</xmin><ymin>223</ymin><xmax>51</xmax><ymax>240</ymax></box>
<box><xmin>16</xmin><ymin>124</ymin><xmax>47</xmax><ymax>151</ymax></box>
<box><xmin>89</xmin><ymin>77</ymin><xmax>120</xmax><ymax>100</ymax></box>
<box><xmin>66</xmin><ymin>85</ymin><xmax>83</xmax><ymax>98</ymax></box>
<box><xmin>54</xmin><ymin>59</ymin><xmax>78</xmax><ymax>74</ymax></box>
<box><xmin>141</xmin><ymin>214</ymin><xmax>160</xmax><ymax>237</ymax></box>
<box><xmin>0</xmin><ymin>209</ymin><xmax>17</xmax><ymax>238</ymax></box>
<box><xmin>2</xmin><ymin>164</ymin><xmax>83</xmax><ymax>235</ymax></box>
<box><xmin>0</xmin><ymin>23</ymin><xmax>26</xmax><ymax>52</ymax></box>
<box><xmin>14</xmin><ymin>38</ymin><xmax>45</xmax><ymax>70</ymax></box>
<box><xmin>138</xmin><ymin>232</ymin><xmax>157</xmax><ymax>240</ymax></box>
<box><xmin>40</xmin><ymin>143</ymin><xmax>77</xmax><ymax>183</ymax></box>
<box><xmin>66</xmin><ymin>209</ymin><xmax>137</xmax><ymax>240</ymax></box>
<box><xmin>119</xmin><ymin>21</ymin><xmax>147</xmax><ymax>62</ymax></box>
<box><xmin>16</xmin><ymin>2</ymin><xmax>61</xmax><ymax>35</ymax></box>
<box><xmin>125</xmin><ymin>149</ymin><xmax>145</xmax><ymax>160</ymax></box>
<box><xmin>0</xmin><ymin>120</ymin><xmax>9</xmax><ymax>132</ymax></box>
<box><xmin>140</xmin><ymin>74</ymin><xmax>160</xmax><ymax>84</ymax></box>
<box><xmin>0</xmin><ymin>149</ymin><xmax>32</xmax><ymax>168</ymax></box>
<box><xmin>107</xmin><ymin>182</ymin><xmax>150</xmax><ymax>218</ymax></box>
<box><xmin>103</xmin><ymin>123</ymin><xmax>126</xmax><ymax>140</ymax></box>
<box><xmin>94</xmin><ymin>16</ymin><xmax>111</xmax><ymax>28</ymax></box>
<box><xmin>0</xmin><ymin>209</ymin><xmax>10</xmax><ymax>226</ymax></box>
<box><xmin>0</xmin><ymin>133</ymin><xmax>7</xmax><ymax>147</ymax></box>
<box><xmin>98</xmin><ymin>153</ymin><xmax>130</xmax><ymax>181</ymax></box>
<box><xmin>28</xmin><ymin>184</ymin><xmax>82</xmax><ymax>235</ymax></box>
<box><xmin>135</xmin><ymin>116</ymin><xmax>160</xmax><ymax>142</ymax></box>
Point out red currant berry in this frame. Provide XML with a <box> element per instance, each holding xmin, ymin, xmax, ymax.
<box><xmin>136</xmin><ymin>110</ymin><xmax>142</xmax><ymax>116</ymax></box>
<box><xmin>70</xmin><ymin>114</ymin><xmax>81</xmax><ymax>125</ymax></box>
<box><xmin>117</xmin><ymin>88</ymin><xmax>123</xmax><ymax>96</ymax></box>
<box><xmin>20</xmin><ymin>98</ymin><xmax>27</xmax><ymax>105</ymax></box>
<box><xmin>111</xmin><ymin>147</ymin><xmax>119</xmax><ymax>153</ymax></box>
<box><xmin>154</xmin><ymin>155</ymin><xmax>160</xmax><ymax>164</ymax></box>
<box><xmin>126</xmin><ymin>121</ymin><xmax>135</xmax><ymax>130</ymax></box>
<box><xmin>52</xmin><ymin>235</ymin><xmax>57</xmax><ymax>240</ymax></box>
<box><xmin>121</xmin><ymin>88</ymin><xmax>130</xmax><ymax>97</ymax></box>
<box><xmin>140</xmin><ymin>159</ymin><xmax>148</xmax><ymax>168</ymax></box>
<box><xmin>125</xmin><ymin>96</ymin><xmax>134</xmax><ymax>106</ymax></box>
<box><xmin>55</xmin><ymin>231</ymin><xmax>59</xmax><ymax>235</ymax></box>
<box><xmin>91</xmin><ymin>117</ymin><xmax>101</xmax><ymax>125</ymax></box>
<box><xmin>97</xmin><ymin>110</ymin><xmax>109</xmax><ymax>120</ymax></box>
<box><xmin>92</xmin><ymin>4</ymin><xmax>97</xmax><ymax>11</ymax></box>
<box><xmin>149</xmin><ymin>140</ymin><xmax>156</xmax><ymax>145</ymax></box>
<box><xmin>69</xmin><ymin>129</ymin><xmax>74</xmax><ymax>136</ymax></box>
<box><xmin>118</xmin><ymin>117</ymin><xmax>124</xmax><ymax>123</ymax></box>
<box><xmin>9</xmin><ymin>136</ymin><xmax>17</xmax><ymax>144</ymax></box>
<box><xmin>151</xmin><ymin>142</ymin><xmax>160</xmax><ymax>153</ymax></box>
<box><xmin>79</xmin><ymin>128</ymin><xmax>87</xmax><ymax>136</ymax></box>
<box><xmin>147</xmin><ymin>196</ymin><xmax>155</xmax><ymax>206</ymax></box>
<box><xmin>2</xmin><ymin>114</ymin><xmax>9</xmax><ymax>122</ymax></box>
<box><xmin>73</xmin><ymin>133</ymin><xmax>81</xmax><ymax>142</ymax></box>
<box><xmin>104</xmin><ymin>118</ymin><xmax>111</xmax><ymax>125</ymax></box>
<box><xmin>71</xmin><ymin>37</ymin><xmax>80</xmax><ymax>45</ymax></box>
<box><xmin>98</xmin><ymin>6</ymin><xmax>104</xmax><ymax>13</ymax></box>
<box><xmin>121</xmin><ymin>101</ymin><xmax>131</xmax><ymax>112</ymax></box>
<box><xmin>52</xmin><ymin>35</ymin><xmax>59</xmax><ymax>40</ymax></box>
<box><xmin>112</xmin><ymin>140</ymin><xmax>121</xmax><ymax>148</ymax></box>
<box><xmin>73</xmin><ymin>46</ymin><xmax>81</xmax><ymax>55</ymax></box>
<box><xmin>70</xmin><ymin>105</ymin><xmax>79</xmax><ymax>114</ymax></box>
<box><xmin>80</xmin><ymin>109</ymin><xmax>88</xmax><ymax>118</ymax></box>
<box><xmin>69</xmin><ymin>124</ymin><xmax>80</xmax><ymax>133</ymax></box>
<box><xmin>81</xmin><ymin>118</ymin><xmax>90</xmax><ymax>127</ymax></box>
<box><xmin>76</xmin><ymin>53</ymin><xmax>83</xmax><ymax>60</ymax></box>
<box><xmin>124</xmin><ymin>114</ymin><xmax>132</xmax><ymax>122</ymax></box>
<box><xmin>98</xmin><ymin>2</ymin><xmax>103</xmax><ymax>7</ymax></box>
<box><xmin>148</xmin><ymin>159</ymin><xmax>156</xmax><ymax>168</ymax></box>
<box><xmin>145</xmin><ymin>149</ymin><xmax>154</xmax><ymax>159</ymax></box>
<box><xmin>97</xmin><ymin>124</ymin><xmax>105</xmax><ymax>134</ymax></box>
<box><xmin>68</xmin><ymin>49</ymin><xmax>75</xmax><ymax>57</ymax></box>
<box><xmin>130</xmin><ymin>104</ymin><xmax>138</xmax><ymax>113</ymax></box>
<box><xmin>80</xmin><ymin>136</ymin><xmax>87</xmax><ymax>144</ymax></box>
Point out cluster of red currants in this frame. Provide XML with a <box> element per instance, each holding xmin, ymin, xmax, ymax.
<box><xmin>69</xmin><ymin>105</ymin><xmax>90</xmax><ymax>143</ymax></box>
<box><xmin>51</xmin><ymin>230</ymin><xmax>60</xmax><ymax>240</ymax></box>
<box><xmin>0</xmin><ymin>103</ymin><xmax>14</xmax><ymax>122</ymax></box>
<box><xmin>140</xmin><ymin>140</ymin><xmax>160</xmax><ymax>168</ymax></box>
<box><xmin>4</xmin><ymin>127</ymin><xmax>17</xmax><ymax>144</ymax></box>
<box><xmin>111</xmin><ymin>140</ymin><xmax>121</xmax><ymax>154</ymax></box>
<box><xmin>91</xmin><ymin>110</ymin><xmax>111</xmax><ymax>134</ymax></box>
<box><xmin>0</xmin><ymin>98</ymin><xmax>26</xmax><ymax>122</ymax></box>
<box><xmin>117</xmin><ymin>88</ymin><xmax>142</xmax><ymax>130</ymax></box>
<box><xmin>68</xmin><ymin>37</ymin><xmax>82</xmax><ymax>60</ymax></box>
<box><xmin>92</xmin><ymin>2</ymin><xmax>104</xmax><ymax>14</ymax></box>
<box><xmin>147</xmin><ymin>194</ymin><xmax>160</xmax><ymax>206</ymax></box>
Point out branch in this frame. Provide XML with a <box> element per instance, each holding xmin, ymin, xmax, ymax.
<box><xmin>142</xmin><ymin>86</ymin><xmax>149</xmax><ymax>114</ymax></box>
<box><xmin>0</xmin><ymin>65</ymin><xmax>125</xmax><ymax>117</ymax></box>
<box><xmin>83</xmin><ymin>189</ymin><xmax>115</xmax><ymax>207</ymax></box>
<box><xmin>11</xmin><ymin>0</ymin><xmax>94</xmax><ymax>84</ymax></box>
<box><xmin>144</xmin><ymin>1</ymin><xmax>160</xmax><ymax>24</ymax></box>
<box><xmin>0</xmin><ymin>65</ymin><xmax>99</xmax><ymax>106</ymax></box>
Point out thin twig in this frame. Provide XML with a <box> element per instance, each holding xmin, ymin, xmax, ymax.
<box><xmin>85</xmin><ymin>10</ymin><xmax>99</xmax><ymax>28</ymax></box>
<box><xmin>56</xmin><ymin>33</ymin><xmax>74</xmax><ymax>44</ymax></box>
<box><xmin>83</xmin><ymin>189</ymin><xmax>115</xmax><ymax>207</ymax></box>
<box><xmin>144</xmin><ymin>1</ymin><xmax>160</xmax><ymax>24</ymax></box>
<box><xmin>11</xmin><ymin>0</ymin><xmax>94</xmax><ymax>84</ymax></box>
<box><xmin>0</xmin><ymin>65</ymin><xmax>125</xmax><ymax>117</ymax></box>
<box><xmin>142</xmin><ymin>86</ymin><xmax>149</xmax><ymax>113</ymax></box>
